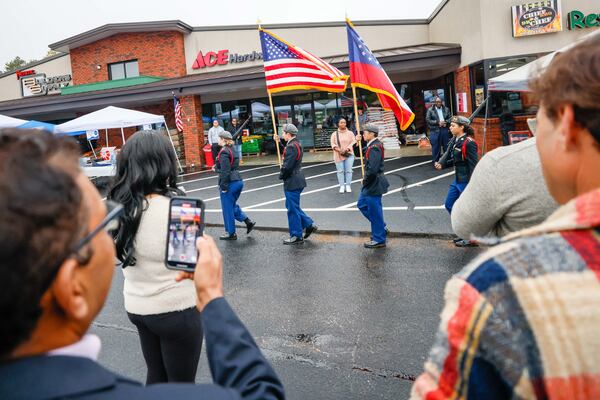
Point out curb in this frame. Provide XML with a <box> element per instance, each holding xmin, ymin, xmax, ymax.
<box><xmin>204</xmin><ymin>223</ymin><xmax>455</xmax><ymax>241</ymax></box>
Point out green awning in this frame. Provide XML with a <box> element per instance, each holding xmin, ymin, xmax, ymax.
<box><xmin>61</xmin><ymin>76</ymin><xmax>164</xmax><ymax>95</ymax></box>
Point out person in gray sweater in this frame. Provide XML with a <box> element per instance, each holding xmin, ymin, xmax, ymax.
<box><xmin>451</xmin><ymin>137</ymin><xmax>558</xmax><ymax>240</ymax></box>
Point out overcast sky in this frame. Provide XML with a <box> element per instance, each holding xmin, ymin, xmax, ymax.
<box><xmin>0</xmin><ymin>0</ymin><xmax>443</xmax><ymax>68</ymax></box>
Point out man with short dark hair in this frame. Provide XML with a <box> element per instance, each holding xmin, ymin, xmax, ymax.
<box><xmin>426</xmin><ymin>97</ymin><xmax>451</xmax><ymax>164</ymax></box>
<box><xmin>411</xmin><ymin>34</ymin><xmax>600</xmax><ymax>400</ymax></box>
<box><xmin>0</xmin><ymin>129</ymin><xmax>284</xmax><ymax>400</ymax></box>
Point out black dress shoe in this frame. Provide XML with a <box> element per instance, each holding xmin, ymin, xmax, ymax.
<box><xmin>245</xmin><ymin>218</ymin><xmax>256</xmax><ymax>234</ymax></box>
<box><xmin>283</xmin><ymin>236</ymin><xmax>304</xmax><ymax>245</ymax></box>
<box><xmin>303</xmin><ymin>225</ymin><xmax>318</xmax><ymax>239</ymax></box>
<box><xmin>219</xmin><ymin>233</ymin><xmax>238</xmax><ymax>241</ymax></box>
<box><xmin>363</xmin><ymin>240</ymin><xmax>386</xmax><ymax>248</ymax></box>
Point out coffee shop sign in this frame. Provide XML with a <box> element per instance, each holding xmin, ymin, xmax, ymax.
<box><xmin>20</xmin><ymin>71</ymin><xmax>72</xmax><ymax>97</ymax></box>
<box><xmin>192</xmin><ymin>49</ymin><xmax>263</xmax><ymax>69</ymax></box>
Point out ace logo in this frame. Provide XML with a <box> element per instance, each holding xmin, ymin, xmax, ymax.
<box><xmin>192</xmin><ymin>50</ymin><xmax>229</xmax><ymax>69</ymax></box>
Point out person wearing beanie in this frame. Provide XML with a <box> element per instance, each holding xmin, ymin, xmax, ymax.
<box><xmin>216</xmin><ymin>131</ymin><xmax>256</xmax><ymax>240</ymax></box>
<box><xmin>356</xmin><ymin>124</ymin><xmax>389</xmax><ymax>248</ymax></box>
<box><xmin>274</xmin><ymin>124</ymin><xmax>318</xmax><ymax>245</ymax></box>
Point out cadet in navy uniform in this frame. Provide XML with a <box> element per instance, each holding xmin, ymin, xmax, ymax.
<box><xmin>435</xmin><ymin>115</ymin><xmax>479</xmax><ymax>247</ymax></box>
<box><xmin>357</xmin><ymin>124</ymin><xmax>389</xmax><ymax>248</ymax></box>
<box><xmin>274</xmin><ymin>124</ymin><xmax>318</xmax><ymax>245</ymax></box>
<box><xmin>216</xmin><ymin>131</ymin><xmax>256</xmax><ymax>240</ymax></box>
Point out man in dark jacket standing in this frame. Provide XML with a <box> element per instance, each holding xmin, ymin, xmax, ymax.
<box><xmin>357</xmin><ymin>124</ymin><xmax>389</xmax><ymax>248</ymax></box>
<box><xmin>426</xmin><ymin>97</ymin><xmax>451</xmax><ymax>164</ymax></box>
<box><xmin>227</xmin><ymin>118</ymin><xmax>244</xmax><ymax>164</ymax></box>
<box><xmin>0</xmin><ymin>129</ymin><xmax>284</xmax><ymax>400</ymax></box>
<box><xmin>274</xmin><ymin>123</ymin><xmax>318</xmax><ymax>245</ymax></box>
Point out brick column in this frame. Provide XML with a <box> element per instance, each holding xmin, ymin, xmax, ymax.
<box><xmin>179</xmin><ymin>95</ymin><xmax>205</xmax><ymax>170</ymax></box>
<box><xmin>454</xmin><ymin>66</ymin><xmax>472</xmax><ymax>117</ymax></box>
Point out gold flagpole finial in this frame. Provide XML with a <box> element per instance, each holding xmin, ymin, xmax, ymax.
<box><xmin>257</xmin><ymin>18</ymin><xmax>262</xmax><ymax>30</ymax></box>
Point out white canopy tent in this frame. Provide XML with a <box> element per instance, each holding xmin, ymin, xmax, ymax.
<box><xmin>56</xmin><ymin>106</ymin><xmax>182</xmax><ymax>172</ymax></box>
<box><xmin>0</xmin><ymin>114</ymin><xmax>27</xmax><ymax>129</ymax></box>
<box><xmin>479</xmin><ymin>29</ymin><xmax>600</xmax><ymax>152</ymax></box>
<box><xmin>488</xmin><ymin>29</ymin><xmax>600</xmax><ymax>92</ymax></box>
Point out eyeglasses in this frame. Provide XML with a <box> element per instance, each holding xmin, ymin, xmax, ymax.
<box><xmin>73</xmin><ymin>200</ymin><xmax>123</xmax><ymax>255</ymax></box>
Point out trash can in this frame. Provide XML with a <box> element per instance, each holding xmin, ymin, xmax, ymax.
<box><xmin>203</xmin><ymin>144</ymin><xmax>214</xmax><ymax>167</ymax></box>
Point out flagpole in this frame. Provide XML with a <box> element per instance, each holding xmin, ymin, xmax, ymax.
<box><xmin>352</xmin><ymin>85</ymin><xmax>365</xmax><ymax>178</ymax></box>
<box><xmin>268</xmin><ymin>91</ymin><xmax>282</xmax><ymax>167</ymax></box>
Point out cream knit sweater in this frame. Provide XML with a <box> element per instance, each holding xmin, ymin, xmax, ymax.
<box><xmin>122</xmin><ymin>195</ymin><xmax>196</xmax><ymax>315</ymax></box>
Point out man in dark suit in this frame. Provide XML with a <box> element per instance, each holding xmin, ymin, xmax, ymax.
<box><xmin>357</xmin><ymin>124</ymin><xmax>389</xmax><ymax>248</ymax></box>
<box><xmin>0</xmin><ymin>129</ymin><xmax>284</xmax><ymax>400</ymax></box>
<box><xmin>426</xmin><ymin>97</ymin><xmax>451</xmax><ymax>164</ymax></box>
<box><xmin>274</xmin><ymin>123</ymin><xmax>318</xmax><ymax>245</ymax></box>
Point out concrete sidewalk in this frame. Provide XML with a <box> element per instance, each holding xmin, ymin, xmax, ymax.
<box><xmin>240</xmin><ymin>144</ymin><xmax>432</xmax><ymax>166</ymax></box>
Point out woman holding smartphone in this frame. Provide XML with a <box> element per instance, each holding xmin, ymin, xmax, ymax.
<box><xmin>108</xmin><ymin>130</ymin><xmax>203</xmax><ymax>384</ymax></box>
<box><xmin>216</xmin><ymin>131</ymin><xmax>256</xmax><ymax>240</ymax></box>
<box><xmin>330</xmin><ymin>118</ymin><xmax>356</xmax><ymax>193</ymax></box>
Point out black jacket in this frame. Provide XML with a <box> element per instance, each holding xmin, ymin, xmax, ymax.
<box><xmin>278</xmin><ymin>138</ymin><xmax>306</xmax><ymax>191</ymax></box>
<box><xmin>227</xmin><ymin>123</ymin><xmax>243</xmax><ymax>145</ymax></box>
<box><xmin>426</xmin><ymin>106</ymin><xmax>451</xmax><ymax>132</ymax></box>
<box><xmin>361</xmin><ymin>139</ymin><xmax>389</xmax><ymax>196</ymax></box>
<box><xmin>216</xmin><ymin>146</ymin><xmax>242</xmax><ymax>191</ymax></box>
<box><xmin>0</xmin><ymin>298</ymin><xmax>284</xmax><ymax>400</ymax></box>
<box><xmin>439</xmin><ymin>135</ymin><xmax>479</xmax><ymax>183</ymax></box>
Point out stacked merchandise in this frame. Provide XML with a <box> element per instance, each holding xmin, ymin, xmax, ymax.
<box><xmin>313</xmin><ymin>128</ymin><xmax>333</xmax><ymax>149</ymax></box>
<box><xmin>365</xmin><ymin>107</ymin><xmax>400</xmax><ymax>150</ymax></box>
<box><xmin>166</xmin><ymin>128</ymin><xmax>185</xmax><ymax>165</ymax></box>
<box><xmin>242</xmin><ymin>135</ymin><xmax>264</xmax><ymax>154</ymax></box>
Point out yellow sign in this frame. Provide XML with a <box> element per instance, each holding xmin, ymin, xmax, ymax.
<box><xmin>512</xmin><ymin>0</ymin><xmax>563</xmax><ymax>38</ymax></box>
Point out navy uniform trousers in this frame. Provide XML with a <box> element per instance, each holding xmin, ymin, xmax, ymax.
<box><xmin>220</xmin><ymin>180</ymin><xmax>248</xmax><ymax>234</ymax></box>
<box><xmin>357</xmin><ymin>192</ymin><xmax>386</xmax><ymax>243</ymax></box>
<box><xmin>285</xmin><ymin>189</ymin><xmax>314</xmax><ymax>238</ymax></box>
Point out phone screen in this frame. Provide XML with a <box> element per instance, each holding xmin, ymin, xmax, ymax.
<box><xmin>166</xmin><ymin>198</ymin><xmax>204</xmax><ymax>268</ymax></box>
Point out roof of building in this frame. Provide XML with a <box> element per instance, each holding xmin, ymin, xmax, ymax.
<box><xmin>61</xmin><ymin>76</ymin><xmax>164</xmax><ymax>95</ymax></box>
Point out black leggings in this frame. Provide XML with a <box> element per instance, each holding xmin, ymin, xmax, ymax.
<box><xmin>128</xmin><ymin>307</ymin><xmax>203</xmax><ymax>384</ymax></box>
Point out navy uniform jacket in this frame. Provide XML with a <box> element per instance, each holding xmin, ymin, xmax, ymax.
<box><xmin>362</xmin><ymin>139</ymin><xmax>389</xmax><ymax>196</ymax></box>
<box><xmin>216</xmin><ymin>146</ymin><xmax>242</xmax><ymax>192</ymax></box>
<box><xmin>0</xmin><ymin>298</ymin><xmax>284</xmax><ymax>400</ymax></box>
<box><xmin>438</xmin><ymin>135</ymin><xmax>479</xmax><ymax>183</ymax></box>
<box><xmin>278</xmin><ymin>138</ymin><xmax>306</xmax><ymax>191</ymax></box>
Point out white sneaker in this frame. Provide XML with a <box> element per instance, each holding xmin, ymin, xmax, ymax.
<box><xmin>339</xmin><ymin>186</ymin><xmax>345</xmax><ymax>193</ymax></box>
<box><xmin>346</xmin><ymin>185</ymin><xmax>352</xmax><ymax>193</ymax></box>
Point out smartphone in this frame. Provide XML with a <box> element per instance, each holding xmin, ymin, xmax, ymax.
<box><xmin>165</xmin><ymin>197</ymin><xmax>205</xmax><ymax>272</ymax></box>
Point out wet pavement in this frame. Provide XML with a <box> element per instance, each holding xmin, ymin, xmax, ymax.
<box><xmin>92</xmin><ymin>229</ymin><xmax>481</xmax><ymax>399</ymax></box>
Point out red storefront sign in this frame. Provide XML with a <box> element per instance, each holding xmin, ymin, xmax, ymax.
<box><xmin>192</xmin><ymin>50</ymin><xmax>229</xmax><ymax>69</ymax></box>
<box><xmin>16</xmin><ymin>69</ymin><xmax>36</xmax><ymax>79</ymax></box>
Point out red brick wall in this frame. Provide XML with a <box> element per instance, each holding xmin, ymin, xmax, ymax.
<box><xmin>179</xmin><ymin>95</ymin><xmax>205</xmax><ymax>169</ymax></box>
<box><xmin>471</xmin><ymin>115</ymin><xmax>531</xmax><ymax>154</ymax></box>
<box><xmin>454</xmin><ymin>66</ymin><xmax>472</xmax><ymax>117</ymax></box>
<box><xmin>70</xmin><ymin>31</ymin><xmax>187</xmax><ymax>85</ymax></box>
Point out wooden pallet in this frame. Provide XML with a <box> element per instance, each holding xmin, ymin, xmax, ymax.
<box><xmin>309</xmin><ymin>147</ymin><xmax>332</xmax><ymax>153</ymax></box>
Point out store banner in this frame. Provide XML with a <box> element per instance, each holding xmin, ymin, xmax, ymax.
<box><xmin>86</xmin><ymin>129</ymin><xmax>99</xmax><ymax>140</ymax></box>
<box><xmin>512</xmin><ymin>0</ymin><xmax>563</xmax><ymax>37</ymax></box>
<box><xmin>457</xmin><ymin>93</ymin><xmax>468</xmax><ymax>113</ymax></box>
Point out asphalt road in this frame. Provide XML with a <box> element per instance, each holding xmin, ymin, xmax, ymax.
<box><xmin>175</xmin><ymin>156</ymin><xmax>455</xmax><ymax>236</ymax></box>
<box><xmin>92</xmin><ymin>229</ymin><xmax>481</xmax><ymax>400</ymax></box>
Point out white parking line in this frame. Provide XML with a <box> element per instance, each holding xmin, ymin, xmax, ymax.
<box><xmin>242</xmin><ymin>160</ymin><xmax>432</xmax><ymax>210</ymax></box>
<box><xmin>205</xmin><ymin>205</ymin><xmax>445</xmax><ymax>212</ymax></box>
<box><xmin>337</xmin><ymin>171</ymin><xmax>455</xmax><ymax>209</ymax></box>
<box><xmin>180</xmin><ymin>164</ymin><xmax>278</xmax><ymax>185</ymax></box>
<box><xmin>191</xmin><ymin>157</ymin><xmax>401</xmax><ymax>200</ymax></box>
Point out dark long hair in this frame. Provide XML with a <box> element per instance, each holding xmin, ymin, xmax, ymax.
<box><xmin>108</xmin><ymin>130</ymin><xmax>183</xmax><ymax>267</ymax></box>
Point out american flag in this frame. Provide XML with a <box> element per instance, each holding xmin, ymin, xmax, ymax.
<box><xmin>174</xmin><ymin>96</ymin><xmax>184</xmax><ymax>132</ymax></box>
<box><xmin>259</xmin><ymin>28</ymin><xmax>348</xmax><ymax>94</ymax></box>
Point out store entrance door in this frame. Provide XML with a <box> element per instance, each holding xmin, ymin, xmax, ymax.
<box><xmin>293</xmin><ymin>102</ymin><xmax>314</xmax><ymax>148</ymax></box>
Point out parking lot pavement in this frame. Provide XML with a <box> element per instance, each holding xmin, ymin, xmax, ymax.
<box><xmin>176</xmin><ymin>156</ymin><xmax>455</xmax><ymax>235</ymax></box>
<box><xmin>93</xmin><ymin>229</ymin><xmax>481</xmax><ymax>400</ymax></box>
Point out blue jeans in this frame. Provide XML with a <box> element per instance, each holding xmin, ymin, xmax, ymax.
<box><xmin>430</xmin><ymin>127</ymin><xmax>450</xmax><ymax>163</ymax></box>
<box><xmin>357</xmin><ymin>191</ymin><xmax>386</xmax><ymax>243</ymax></box>
<box><xmin>233</xmin><ymin>144</ymin><xmax>243</xmax><ymax>160</ymax></box>
<box><xmin>335</xmin><ymin>155</ymin><xmax>354</xmax><ymax>186</ymax></box>
<box><xmin>284</xmin><ymin>189</ymin><xmax>313</xmax><ymax>238</ymax></box>
<box><xmin>444</xmin><ymin>179</ymin><xmax>468</xmax><ymax>214</ymax></box>
<box><xmin>219</xmin><ymin>180</ymin><xmax>248</xmax><ymax>234</ymax></box>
